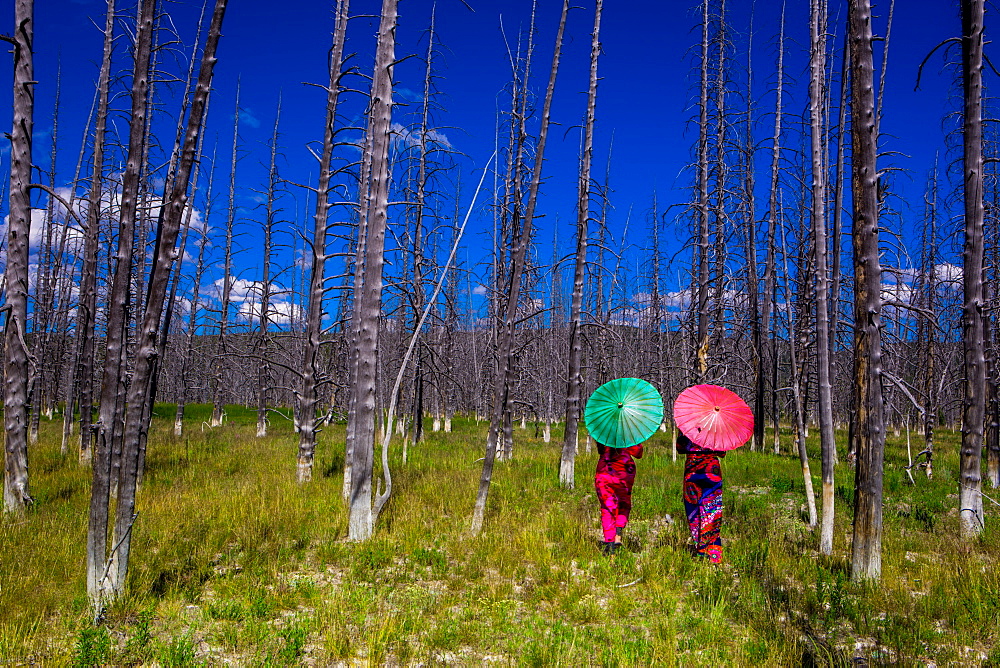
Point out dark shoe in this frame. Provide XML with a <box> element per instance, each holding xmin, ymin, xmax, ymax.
<box><xmin>600</xmin><ymin>541</ymin><xmax>621</xmax><ymax>556</ymax></box>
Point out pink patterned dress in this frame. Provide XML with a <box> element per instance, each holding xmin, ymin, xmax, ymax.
<box><xmin>594</xmin><ymin>443</ymin><xmax>644</xmax><ymax>542</ymax></box>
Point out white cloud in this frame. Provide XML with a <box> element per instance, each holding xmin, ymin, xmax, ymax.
<box><xmin>934</xmin><ymin>263</ymin><xmax>962</xmax><ymax>283</ymax></box>
<box><xmin>390</xmin><ymin>122</ymin><xmax>453</xmax><ymax>150</ymax></box>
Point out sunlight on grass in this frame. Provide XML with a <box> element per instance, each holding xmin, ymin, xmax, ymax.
<box><xmin>1</xmin><ymin>408</ymin><xmax>997</xmax><ymax>665</ymax></box>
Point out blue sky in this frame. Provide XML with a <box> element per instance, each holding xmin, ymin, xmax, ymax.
<box><xmin>1</xmin><ymin>0</ymin><xmax>966</xmax><ymax>325</ymax></box>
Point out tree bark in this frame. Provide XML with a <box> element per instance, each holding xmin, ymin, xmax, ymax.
<box><xmin>299</xmin><ymin>0</ymin><xmax>350</xmax><ymax>484</ymax></box>
<box><xmin>848</xmin><ymin>0</ymin><xmax>887</xmax><ymax>581</ymax></box>
<box><xmin>3</xmin><ymin>0</ymin><xmax>35</xmax><ymax>514</ymax></box>
<box><xmin>960</xmin><ymin>0</ymin><xmax>987</xmax><ymax>536</ymax></box>
<box><xmin>809</xmin><ymin>0</ymin><xmax>837</xmax><ymax>555</ymax></box>
<box><xmin>561</xmin><ymin>0</ymin><xmax>601</xmax><ymax>488</ymax></box>
<box><xmin>348</xmin><ymin>0</ymin><xmax>396</xmax><ymax>539</ymax></box>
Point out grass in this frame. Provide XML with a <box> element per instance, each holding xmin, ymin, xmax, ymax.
<box><xmin>1</xmin><ymin>406</ymin><xmax>998</xmax><ymax>666</ymax></box>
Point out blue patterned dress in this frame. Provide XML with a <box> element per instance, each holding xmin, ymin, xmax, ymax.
<box><xmin>677</xmin><ymin>433</ymin><xmax>725</xmax><ymax>563</ymax></box>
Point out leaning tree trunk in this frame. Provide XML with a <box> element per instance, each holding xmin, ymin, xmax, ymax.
<box><xmin>87</xmin><ymin>0</ymin><xmax>155</xmax><ymax>609</ymax></box>
<box><xmin>848</xmin><ymin>0</ymin><xmax>887</xmax><ymax>581</ymax></box>
<box><xmin>472</xmin><ymin>0</ymin><xmax>568</xmax><ymax>535</ymax></box>
<box><xmin>959</xmin><ymin>0</ymin><xmax>987</xmax><ymax>537</ymax></box>
<box><xmin>74</xmin><ymin>0</ymin><xmax>116</xmax><ymax>465</ymax></box>
<box><xmin>102</xmin><ymin>0</ymin><xmax>227</xmax><ymax>605</ymax></box>
<box><xmin>560</xmin><ymin>0</ymin><xmax>601</xmax><ymax>489</ymax></box>
<box><xmin>2</xmin><ymin>0</ymin><xmax>35</xmax><ymax>513</ymax></box>
<box><xmin>298</xmin><ymin>0</ymin><xmax>349</xmax><ymax>484</ymax></box>
<box><xmin>347</xmin><ymin>0</ymin><xmax>395</xmax><ymax>540</ymax></box>
<box><xmin>809</xmin><ymin>0</ymin><xmax>837</xmax><ymax>556</ymax></box>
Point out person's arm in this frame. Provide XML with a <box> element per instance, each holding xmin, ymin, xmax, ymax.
<box><xmin>629</xmin><ymin>444</ymin><xmax>644</xmax><ymax>459</ymax></box>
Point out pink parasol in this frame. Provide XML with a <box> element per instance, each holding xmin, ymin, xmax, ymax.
<box><xmin>673</xmin><ymin>384</ymin><xmax>754</xmax><ymax>451</ymax></box>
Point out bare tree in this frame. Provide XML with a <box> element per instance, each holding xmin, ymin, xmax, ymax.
<box><xmin>210</xmin><ymin>83</ymin><xmax>242</xmax><ymax>427</ymax></box>
<box><xmin>298</xmin><ymin>0</ymin><xmax>350</xmax><ymax>483</ymax></box>
<box><xmin>73</xmin><ymin>0</ymin><xmax>116</xmax><ymax>465</ymax></box>
<box><xmin>762</xmin><ymin>8</ymin><xmax>784</xmax><ymax>455</ymax></box>
<box><xmin>174</xmin><ymin>145</ymin><xmax>216</xmax><ymax>437</ymax></box>
<box><xmin>347</xmin><ymin>0</ymin><xmax>396</xmax><ymax>539</ymax></box>
<box><xmin>809</xmin><ymin>0</ymin><xmax>837</xmax><ymax>555</ymax></box>
<box><xmin>694</xmin><ymin>0</ymin><xmax>712</xmax><ymax>380</ymax></box>
<box><xmin>561</xmin><ymin>0</ymin><xmax>602</xmax><ymax>489</ymax></box>
<box><xmin>472</xmin><ymin>0</ymin><xmax>569</xmax><ymax>535</ymax></box>
<box><xmin>2</xmin><ymin>0</ymin><xmax>35</xmax><ymax>513</ymax></box>
<box><xmin>87</xmin><ymin>0</ymin><xmax>157</xmax><ymax>607</ymax></box>
<box><xmin>88</xmin><ymin>0</ymin><xmax>227</xmax><ymax>610</ymax></box>
<box><xmin>781</xmin><ymin>226</ymin><xmax>818</xmax><ymax>528</ymax></box>
<box><xmin>848</xmin><ymin>0</ymin><xmax>887</xmax><ymax>581</ymax></box>
<box><xmin>255</xmin><ymin>101</ymin><xmax>282</xmax><ymax>438</ymax></box>
<box><xmin>959</xmin><ymin>0</ymin><xmax>987</xmax><ymax>537</ymax></box>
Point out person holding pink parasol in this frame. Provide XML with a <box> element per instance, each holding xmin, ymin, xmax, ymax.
<box><xmin>673</xmin><ymin>384</ymin><xmax>754</xmax><ymax>564</ymax></box>
<box><xmin>584</xmin><ymin>378</ymin><xmax>664</xmax><ymax>555</ymax></box>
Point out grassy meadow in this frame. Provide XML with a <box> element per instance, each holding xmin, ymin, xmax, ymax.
<box><xmin>1</xmin><ymin>405</ymin><xmax>999</xmax><ymax>666</ymax></box>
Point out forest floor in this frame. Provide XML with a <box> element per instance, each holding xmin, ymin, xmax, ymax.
<box><xmin>2</xmin><ymin>405</ymin><xmax>999</xmax><ymax>666</ymax></box>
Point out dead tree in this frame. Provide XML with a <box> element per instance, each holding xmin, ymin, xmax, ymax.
<box><xmin>88</xmin><ymin>0</ymin><xmax>227</xmax><ymax>611</ymax></box>
<box><xmin>740</xmin><ymin>16</ymin><xmax>760</xmax><ymax>453</ymax></box>
<box><xmin>255</xmin><ymin>101</ymin><xmax>282</xmax><ymax>438</ymax></box>
<box><xmin>848</xmin><ymin>0</ymin><xmax>887</xmax><ymax>581</ymax></box>
<box><xmin>781</xmin><ymin>226</ymin><xmax>818</xmax><ymax>527</ymax></box>
<box><xmin>914</xmin><ymin>163</ymin><xmax>940</xmax><ymax>479</ymax></box>
<box><xmin>73</xmin><ymin>0</ymin><xmax>116</xmax><ymax>465</ymax></box>
<box><xmin>560</xmin><ymin>0</ymin><xmax>602</xmax><ymax>489</ymax></box>
<box><xmin>89</xmin><ymin>0</ymin><xmax>158</xmax><ymax>607</ymax></box>
<box><xmin>174</xmin><ymin>149</ymin><xmax>216</xmax><ymax>437</ymax></box>
<box><xmin>347</xmin><ymin>0</ymin><xmax>397</xmax><ymax>539</ymax></box>
<box><xmin>694</xmin><ymin>0</ymin><xmax>712</xmax><ymax>380</ymax></box>
<box><xmin>472</xmin><ymin>0</ymin><xmax>568</xmax><ymax>535</ymax></box>
<box><xmin>809</xmin><ymin>0</ymin><xmax>837</xmax><ymax>555</ymax></box>
<box><xmin>762</xmin><ymin>8</ymin><xmax>784</xmax><ymax>455</ymax></box>
<box><xmin>298</xmin><ymin>0</ymin><xmax>350</xmax><ymax>483</ymax></box>
<box><xmin>959</xmin><ymin>0</ymin><xmax>987</xmax><ymax>537</ymax></box>
<box><xmin>2</xmin><ymin>0</ymin><xmax>35</xmax><ymax>513</ymax></box>
<box><xmin>210</xmin><ymin>83</ymin><xmax>242</xmax><ymax>427</ymax></box>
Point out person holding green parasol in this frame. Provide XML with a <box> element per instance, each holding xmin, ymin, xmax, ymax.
<box><xmin>584</xmin><ymin>378</ymin><xmax>664</xmax><ymax>555</ymax></box>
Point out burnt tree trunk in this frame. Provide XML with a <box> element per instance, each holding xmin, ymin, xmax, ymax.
<box><xmin>472</xmin><ymin>0</ymin><xmax>568</xmax><ymax>535</ymax></box>
<box><xmin>74</xmin><ymin>0</ymin><xmax>116</xmax><ymax>465</ymax></box>
<box><xmin>298</xmin><ymin>0</ymin><xmax>349</xmax><ymax>483</ymax></box>
<box><xmin>848</xmin><ymin>0</ymin><xmax>887</xmax><ymax>581</ymax></box>
<box><xmin>809</xmin><ymin>0</ymin><xmax>837</xmax><ymax>555</ymax></box>
<box><xmin>87</xmin><ymin>0</ymin><xmax>156</xmax><ymax>609</ymax></box>
<box><xmin>561</xmin><ymin>0</ymin><xmax>601</xmax><ymax>488</ymax></box>
<box><xmin>347</xmin><ymin>0</ymin><xmax>396</xmax><ymax>539</ymax></box>
<box><xmin>959</xmin><ymin>0</ymin><xmax>987</xmax><ymax>537</ymax></box>
<box><xmin>2</xmin><ymin>0</ymin><xmax>35</xmax><ymax>513</ymax></box>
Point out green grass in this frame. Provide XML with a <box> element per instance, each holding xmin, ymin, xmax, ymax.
<box><xmin>1</xmin><ymin>407</ymin><xmax>997</xmax><ymax>665</ymax></box>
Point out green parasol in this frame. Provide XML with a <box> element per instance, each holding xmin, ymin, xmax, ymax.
<box><xmin>584</xmin><ymin>378</ymin><xmax>664</xmax><ymax>448</ymax></box>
